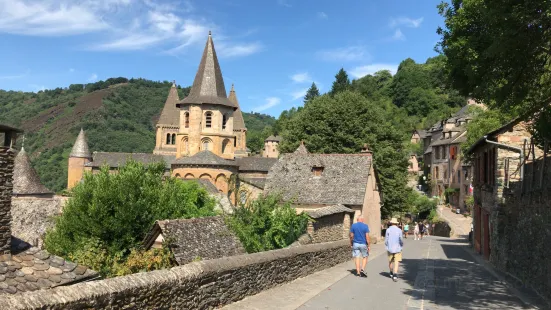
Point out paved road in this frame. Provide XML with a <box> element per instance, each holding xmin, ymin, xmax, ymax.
<box><xmin>298</xmin><ymin>237</ymin><xmax>531</xmax><ymax>310</ymax></box>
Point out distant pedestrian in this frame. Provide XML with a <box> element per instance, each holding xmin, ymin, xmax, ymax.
<box><xmin>385</xmin><ymin>218</ymin><xmax>403</xmax><ymax>282</ymax></box>
<box><xmin>414</xmin><ymin>222</ymin><xmax>420</xmax><ymax>240</ymax></box>
<box><xmin>418</xmin><ymin>222</ymin><xmax>425</xmax><ymax>240</ymax></box>
<box><xmin>403</xmin><ymin>223</ymin><xmax>409</xmax><ymax>239</ymax></box>
<box><xmin>350</xmin><ymin>215</ymin><xmax>370</xmax><ymax>277</ymax></box>
<box><xmin>425</xmin><ymin>223</ymin><xmax>430</xmax><ymax>236</ymax></box>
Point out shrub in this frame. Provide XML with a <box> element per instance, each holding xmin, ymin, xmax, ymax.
<box><xmin>45</xmin><ymin>160</ymin><xmax>216</xmax><ymax>274</ymax></box>
<box><xmin>225</xmin><ymin>194</ymin><xmax>309</xmax><ymax>253</ymax></box>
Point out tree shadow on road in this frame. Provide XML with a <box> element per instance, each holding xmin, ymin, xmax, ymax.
<box><xmin>398</xmin><ymin>238</ymin><xmax>536</xmax><ymax>309</ymax></box>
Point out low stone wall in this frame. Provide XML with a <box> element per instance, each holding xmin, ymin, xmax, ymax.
<box><xmin>1</xmin><ymin>240</ymin><xmax>350</xmax><ymax>309</ymax></box>
<box><xmin>310</xmin><ymin>213</ymin><xmax>347</xmax><ymax>243</ymax></box>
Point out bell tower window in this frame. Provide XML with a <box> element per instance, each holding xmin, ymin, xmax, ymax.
<box><xmin>171</xmin><ymin>133</ymin><xmax>176</xmax><ymax>145</ymax></box>
<box><xmin>166</xmin><ymin>133</ymin><xmax>171</xmax><ymax>144</ymax></box>
<box><xmin>205</xmin><ymin>112</ymin><xmax>212</xmax><ymax>128</ymax></box>
<box><xmin>184</xmin><ymin>112</ymin><xmax>189</xmax><ymax>128</ymax></box>
<box><xmin>222</xmin><ymin>114</ymin><xmax>227</xmax><ymax>130</ymax></box>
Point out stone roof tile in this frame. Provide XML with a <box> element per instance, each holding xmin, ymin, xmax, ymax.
<box><xmin>238</xmin><ymin>176</ymin><xmax>266</xmax><ymax>189</ymax></box>
<box><xmin>85</xmin><ymin>152</ymin><xmax>173</xmax><ymax>168</ymax></box>
<box><xmin>236</xmin><ymin>157</ymin><xmax>277</xmax><ymax>172</ymax></box>
<box><xmin>157</xmin><ymin>82</ymin><xmax>180</xmax><ymax>127</ymax></box>
<box><xmin>265</xmin><ymin>153</ymin><xmax>373</xmax><ymax>205</ymax></box>
<box><xmin>265</xmin><ymin>135</ymin><xmax>282</xmax><ymax>142</ymax></box>
<box><xmin>228</xmin><ymin>84</ymin><xmax>246</xmax><ymax>130</ymax></box>
<box><xmin>12</xmin><ymin>148</ymin><xmax>52</xmax><ymax>196</ymax></box>
<box><xmin>69</xmin><ymin>129</ymin><xmax>91</xmax><ymax>158</ymax></box>
<box><xmin>172</xmin><ymin>151</ymin><xmax>238</xmax><ymax>166</ymax></box>
<box><xmin>305</xmin><ymin>204</ymin><xmax>355</xmax><ymax>219</ymax></box>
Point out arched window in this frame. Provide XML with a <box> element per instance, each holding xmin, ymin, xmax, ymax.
<box><xmin>205</xmin><ymin>112</ymin><xmax>212</xmax><ymax>128</ymax></box>
<box><xmin>166</xmin><ymin>133</ymin><xmax>171</xmax><ymax>144</ymax></box>
<box><xmin>222</xmin><ymin>114</ymin><xmax>227</xmax><ymax>130</ymax></box>
<box><xmin>171</xmin><ymin>133</ymin><xmax>176</xmax><ymax>145</ymax></box>
<box><xmin>201</xmin><ymin>138</ymin><xmax>212</xmax><ymax>151</ymax></box>
<box><xmin>184</xmin><ymin>112</ymin><xmax>189</xmax><ymax>128</ymax></box>
<box><xmin>181</xmin><ymin>137</ymin><xmax>189</xmax><ymax>155</ymax></box>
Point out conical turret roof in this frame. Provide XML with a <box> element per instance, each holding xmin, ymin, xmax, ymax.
<box><xmin>157</xmin><ymin>81</ymin><xmax>180</xmax><ymax>126</ymax></box>
<box><xmin>70</xmin><ymin>129</ymin><xmax>92</xmax><ymax>158</ymax></box>
<box><xmin>228</xmin><ymin>84</ymin><xmax>246</xmax><ymax>130</ymax></box>
<box><xmin>294</xmin><ymin>141</ymin><xmax>309</xmax><ymax>154</ymax></box>
<box><xmin>13</xmin><ymin>148</ymin><xmax>53</xmax><ymax>195</ymax></box>
<box><xmin>178</xmin><ymin>32</ymin><xmax>236</xmax><ymax>109</ymax></box>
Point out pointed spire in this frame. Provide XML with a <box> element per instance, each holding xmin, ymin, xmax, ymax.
<box><xmin>178</xmin><ymin>32</ymin><xmax>236</xmax><ymax>108</ymax></box>
<box><xmin>13</xmin><ymin>147</ymin><xmax>53</xmax><ymax>196</ymax></box>
<box><xmin>294</xmin><ymin>141</ymin><xmax>309</xmax><ymax>154</ymax></box>
<box><xmin>70</xmin><ymin>129</ymin><xmax>92</xmax><ymax>158</ymax></box>
<box><xmin>157</xmin><ymin>81</ymin><xmax>180</xmax><ymax>126</ymax></box>
<box><xmin>228</xmin><ymin>84</ymin><xmax>246</xmax><ymax>130</ymax></box>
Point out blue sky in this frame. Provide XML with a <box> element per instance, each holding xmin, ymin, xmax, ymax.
<box><xmin>0</xmin><ymin>0</ymin><xmax>444</xmax><ymax>117</ymax></box>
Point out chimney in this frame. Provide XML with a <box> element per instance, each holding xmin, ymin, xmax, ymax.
<box><xmin>360</xmin><ymin>144</ymin><xmax>373</xmax><ymax>156</ymax></box>
<box><xmin>0</xmin><ymin>125</ymin><xmax>21</xmax><ymax>255</ymax></box>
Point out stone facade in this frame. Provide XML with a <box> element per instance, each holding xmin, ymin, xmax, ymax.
<box><xmin>263</xmin><ymin>136</ymin><xmax>281</xmax><ymax>158</ymax></box>
<box><xmin>0</xmin><ymin>240</ymin><xmax>350</xmax><ymax>309</ymax></box>
<box><xmin>0</xmin><ymin>147</ymin><xmax>14</xmax><ymax>253</ymax></box>
<box><xmin>11</xmin><ymin>197</ymin><xmax>62</xmax><ymax>248</ymax></box>
<box><xmin>307</xmin><ymin>212</ymin><xmax>352</xmax><ymax>243</ymax></box>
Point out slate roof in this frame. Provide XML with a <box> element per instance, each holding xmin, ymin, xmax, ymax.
<box><xmin>265</xmin><ymin>135</ymin><xmax>282</xmax><ymax>142</ymax></box>
<box><xmin>12</xmin><ymin>148</ymin><xmax>53</xmax><ymax>196</ymax></box>
<box><xmin>143</xmin><ymin>216</ymin><xmax>245</xmax><ymax>265</ymax></box>
<box><xmin>228</xmin><ymin>84</ymin><xmax>246</xmax><ymax>130</ymax></box>
<box><xmin>264</xmin><ymin>153</ymin><xmax>373</xmax><ymax>205</ymax></box>
<box><xmin>157</xmin><ymin>82</ymin><xmax>180</xmax><ymax>127</ymax></box>
<box><xmin>182</xmin><ymin>179</ymin><xmax>219</xmax><ymax>194</ymax></box>
<box><xmin>178</xmin><ymin>33</ymin><xmax>236</xmax><ymax>109</ymax></box>
<box><xmin>294</xmin><ymin>142</ymin><xmax>309</xmax><ymax>154</ymax></box>
<box><xmin>238</xmin><ymin>176</ymin><xmax>266</xmax><ymax>189</ymax></box>
<box><xmin>236</xmin><ymin>157</ymin><xmax>277</xmax><ymax>172</ymax></box>
<box><xmin>305</xmin><ymin>204</ymin><xmax>355</xmax><ymax>219</ymax></box>
<box><xmin>11</xmin><ymin>198</ymin><xmax>60</xmax><ymax>248</ymax></box>
<box><xmin>172</xmin><ymin>151</ymin><xmax>238</xmax><ymax>166</ymax></box>
<box><xmin>0</xmin><ymin>238</ymin><xmax>100</xmax><ymax>295</ymax></box>
<box><xmin>69</xmin><ymin>129</ymin><xmax>91</xmax><ymax>158</ymax></box>
<box><xmin>85</xmin><ymin>152</ymin><xmax>173</xmax><ymax>168</ymax></box>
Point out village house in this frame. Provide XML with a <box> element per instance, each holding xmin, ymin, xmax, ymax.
<box><xmin>264</xmin><ymin>144</ymin><xmax>382</xmax><ymax>241</ymax></box>
<box><xmin>263</xmin><ymin>135</ymin><xmax>282</xmax><ymax>158</ymax></box>
<box><xmin>0</xmin><ymin>124</ymin><xmax>99</xmax><ymax>295</ymax></box>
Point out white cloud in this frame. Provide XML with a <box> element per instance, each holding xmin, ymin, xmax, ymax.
<box><xmin>349</xmin><ymin>64</ymin><xmax>398</xmax><ymax>78</ymax></box>
<box><xmin>254</xmin><ymin>97</ymin><xmax>281</xmax><ymax>112</ymax></box>
<box><xmin>290</xmin><ymin>72</ymin><xmax>311</xmax><ymax>83</ymax></box>
<box><xmin>389</xmin><ymin>17</ymin><xmax>424</xmax><ymax>28</ymax></box>
<box><xmin>391</xmin><ymin>29</ymin><xmax>405</xmax><ymax>41</ymax></box>
<box><xmin>216</xmin><ymin>42</ymin><xmax>263</xmax><ymax>58</ymax></box>
<box><xmin>69</xmin><ymin>68</ymin><xmax>75</xmax><ymax>73</ymax></box>
<box><xmin>0</xmin><ymin>0</ymin><xmax>260</xmax><ymax>57</ymax></box>
<box><xmin>88</xmin><ymin>73</ymin><xmax>98</xmax><ymax>82</ymax></box>
<box><xmin>291</xmin><ymin>88</ymin><xmax>309</xmax><ymax>101</ymax></box>
<box><xmin>317</xmin><ymin>12</ymin><xmax>328</xmax><ymax>19</ymax></box>
<box><xmin>316</xmin><ymin>46</ymin><xmax>368</xmax><ymax>62</ymax></box>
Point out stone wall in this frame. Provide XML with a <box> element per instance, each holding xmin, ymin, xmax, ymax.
<box><xmin>0</xmin><ymin>240</ymin><xmax>350</xmax><ymax>309</ymax></box>
<box><xmin>310</xmin><ymin>213</ymin><xmax>348</xmax><ymax>243</ymax></box>
<box><xmin>0</xmin><ymin>147</ymin><xmax>14</xmax><ymax>253</ymax></box>
<box><xmin>488</xmin><ymin>157</ymin><xmax>551</xmax><ymax>303</ymax></box>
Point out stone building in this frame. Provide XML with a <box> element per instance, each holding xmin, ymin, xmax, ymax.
<box><xmin>263</xmin><ymin>135</ymin><xmax>282</xmax><ymax>158</ymax></box>
<box><xmin>422</xmin><ymin>99</ymin><xmax>482</xmax><ymax>209</ymax></box>
<box><xmin>0</xmin><ymin>124</ymin><xmax>98</xmax><ymax>295</ymax></box>
<box><xmin>410</xmin><ymin>129</ymin><xmax>426</xmax><ymax>144</ymax></box>
<box><xmin>67</xmin><ymin>32</ymin><xmax>277</xmax><ymax>201</ymax></box>
<box><xmin>408</xmin><ymin>153</ymin><xmax>420</xmax><ymax>174</ymax></box>
<box><xmin>143</xmin><ymin>216</ymin><xmax>245</xmax><ymax>265</ymax></box>
<box><xmin>265</xmin><ymin>144</ymin><xmax>382</xmax><ymax>241</ymax></box>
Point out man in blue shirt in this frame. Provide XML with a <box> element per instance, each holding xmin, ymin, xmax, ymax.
<box><xmin>385</xmin><ymin>218</ymin><xmax>404</xmax><ymax>282</ymax></box>
<box><xmin>349</xmin><ymin>215</ymin><xmax>370</xmax><ymax>277</ymax></box>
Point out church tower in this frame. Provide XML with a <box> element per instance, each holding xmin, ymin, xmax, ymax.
<box><xmin>67</xmin><ymin>129</ymin><xmax>92</xmax><ymax>189</ymax></box>
<box><xmin>228</xmin><ymin>84</ymin><xmax>248</xmax><ymax>158</ymax></box>
<box><xmin>175</xmin><ymin>32</ymin><xmax>238</xmax><ymax>160</ymax></box>
<box><xmin>154</xmin><ymin>81</ymin><xmax>180</xmax><ymax>155</ymax></box>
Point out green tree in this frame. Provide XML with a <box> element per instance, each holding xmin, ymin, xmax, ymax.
<box><xmin>461</xmin><ymin>106</ymin><xmax>512</xmax><ymax>156</ymax></box>
<box><xmin>304</xmin><ymin>82</ymin><xmax>320</xmax><ymax>104</ymax></box>
<box><xmin>278</xmin><ymin>91</ymin><xmax>411</xmax><ymax>217</ymax></box>
<box><xmin>437</xmin><ymin>0</ymin><xmax>551</xmax><ymax>139</ymax></box>
<box><xmin>330</xmin><ymin>68</ymin><xmax>351</xmax><ymax>95</ymax></box>
<box><xmin>44</xmin><ymin>160</ymin><xmax>216</xmax><ymax>258</ymax></box>
<box><xmin>225</xmin><ymin>194</ymin><xmax>309</xmax><ymax>253</ymax></box>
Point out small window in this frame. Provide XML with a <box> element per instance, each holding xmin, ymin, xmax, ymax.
<box><xmin>312</xmin><ymin>166</ymin><xmax>324</xmax><ymax>177</ymax></box>
<box><xmin>234</xmin><ymin>137</ymin><xmax>237</xmax><ymax>147</ymax></box>
<box><xmin>166</xmin><ymin>133</ymin><xmax>171</xmax><ymax>144</ymax></box>
<box><xmin>205</xmin><ymin>112</ymin><xmax>212</xmax><ymax>128</ymax></box>
<box><xmin>184</xmin><ymin>112</ymin><xmax>189</xmax><ymax>128</ymax></box>
<box><xmin>171</xmin><ymin>133</ymin><xmax>176</xmax><ymax>145</ymax></box>
<box><xmin>222</xmin><ymin>114</ymin><xmax>227</xmax><ymax>130</ymax></box>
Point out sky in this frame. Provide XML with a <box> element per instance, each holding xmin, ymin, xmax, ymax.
<box><xmin>0</xmin><ymin>0</ymin><xmax>445</xmax><ymax>117</ymax></box>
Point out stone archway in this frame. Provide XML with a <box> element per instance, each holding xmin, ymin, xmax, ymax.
<box><xmin>199</xmin><ymin>173</ymin><xmax>212</xmax><ymax>182</ymax></box>
<box><xmin>184</xmin><ymin>173</ymin><xmax>195</xmax><ymax>179</ymax></box>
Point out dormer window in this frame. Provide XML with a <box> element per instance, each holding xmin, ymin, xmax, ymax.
<box><xmin>312</xmin><ymin>166</ymin><xmax>324</xmax><ymax>177</ymax></box>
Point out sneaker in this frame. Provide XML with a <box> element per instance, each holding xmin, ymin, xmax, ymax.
<box><xmin>393</xmin><ymin>276</ymin><xmax>398</xmax><ymax>282</ymax></box>
<box><xmin>360</xmin><ymin>269</ymin><xmax>367</xmax><ymax>278</ymax></box>
<box><xmin>389</xmin><ymin>271</ymin><xmax>394</xmax><ymax>278</ymax></box>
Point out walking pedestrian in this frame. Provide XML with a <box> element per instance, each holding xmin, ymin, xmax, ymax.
<box><xmin>414</xmin><ymin>222</ymin><xmax>420</xmax><ymax>240</ymax></box>
<box><xmin>349</xmin><ymin>215</ymin><xmax>370</xmax><ymax>277</ymax></box>
<box><xmin>425</xmin><ymin>223</ymin><xmax>430</xmax><ymax>236</ymax></box>
<box><xmin>385</xmin><ymin>218</ymin><xmax>403</xmax><ymax>282</ymax></box>
<box><xmin>418</xmin><ymin>222</ymin><xmax>425</xmax><ymax>240</ymax></box>
<box><xmin>403</xmin><ymin>223</ymin><xmax>409</xmax><ymax>239</ymax></box>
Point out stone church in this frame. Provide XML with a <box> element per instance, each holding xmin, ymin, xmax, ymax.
<box><xmin>67</xmin><ymin>32</ymin><xmax>275</xmax><ymax>199</ymax></box>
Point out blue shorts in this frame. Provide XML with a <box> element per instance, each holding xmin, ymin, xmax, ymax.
<box><xmin>352</xmin><ymin>243</ymin><xmax>369</xmax><ymax>258</ymax></box>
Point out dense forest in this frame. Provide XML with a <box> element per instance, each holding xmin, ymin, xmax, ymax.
<box><xmin>0</xmin><ymin>78</ymin><xmax>275</xmax><ymax>192</ymax></box>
